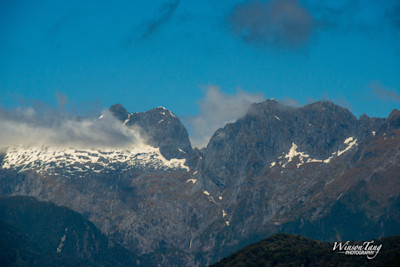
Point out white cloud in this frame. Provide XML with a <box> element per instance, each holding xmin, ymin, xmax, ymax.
<box><xmin>185</xmin><ymin>86</ymin><xmax>264</xmax><ymax>148</ymax></box>
<box><xmin>0</xmin><ymin>107</ymin><xmax>143</xmax><ymax>151</ymax></box>
<box><xmin>280</xmin><ymin>97</ymin><xmax>302</xmax><ymax>108</ymax></box>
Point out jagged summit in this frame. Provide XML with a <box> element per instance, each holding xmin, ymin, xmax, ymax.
<box><xmin>108</xmin><ymin>103</ymin><xmax>129</xmax><ymax>123</ymax></box>
<box><xmin>202</xmin><ymin>100</ymin><xmax>384</xmax><ymax>187</ymax></box>
<box><xmin>248</xmin><ymin>98</ymin><xmax>288</xmax><ymax>114</ymax></box>
<box><xmin>105</xmin><ymin>104</ymin><xmax>193</xmax><ymax>160</ymax></box>
<box><xmin>388</xmin><ymin>109</ymin><xmax>400</xmax><ymax>128</ymax></box>
<box><xmin>124</xmin><ymin>106</ymin><xmax>193</xmax><ymax>160</ymax></box>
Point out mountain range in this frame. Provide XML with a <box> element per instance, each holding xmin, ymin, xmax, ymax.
<box><xmin>1</xmin><ymin>100</ymin><xmax>399</xmax><ymax>266</ymax></box>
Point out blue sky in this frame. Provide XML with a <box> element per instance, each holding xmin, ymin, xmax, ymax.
<box><xmin>1</xmin><ymin>0</ymin><xmax>399</xmax><ymax>134</ymax></box>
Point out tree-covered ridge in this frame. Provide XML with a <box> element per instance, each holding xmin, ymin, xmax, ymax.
<box><xmin>211</xmin><ymin>233</ymin><xmax>400</xmax><ymax>267</ymax></box>
<box><xmin>0</xmin><ymin>196</ymin><xmax>142</xmax><ymax>266</ymax></box>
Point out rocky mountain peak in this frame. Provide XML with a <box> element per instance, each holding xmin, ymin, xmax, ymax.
<box><xmin>108</xmin><ymin>103</ymin><xmax>129</xmax><ymax>123</ymax></box>
<box><xmin>387</xmin><ymin>109</ymin><xmax>400</xmax><ymax>128</ymax></box>
<box><xmin>247</xmin><ymin>99</ymin><xmax>289</xmax><ymax>115</ymax></box>
<box><xmin>125</xmin><ymin>106</ymin><xmax>193</xmax><ymax>160</ymax></box>
<box><xmin>202</xmin><ymin>100</ymin><xmax>383</xmax><ymax>187</ymax></box>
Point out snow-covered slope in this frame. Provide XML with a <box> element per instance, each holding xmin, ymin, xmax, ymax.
<box><xmin>2</xmin><ymin>144</ymin><xmax>189</xmax><ymax>175</ymax></box>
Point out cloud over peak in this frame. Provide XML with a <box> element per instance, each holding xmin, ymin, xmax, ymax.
<box><xmin>0</xmin><ymin>106</ymin><xmax>143</xmax><ymax>150</ymax></box>
<box><xmin>185</xmin><ymin>86</ymin><xmax>265</xmax><ymax>148</ymax></box>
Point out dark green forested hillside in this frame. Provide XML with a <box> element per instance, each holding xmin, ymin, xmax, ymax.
<box><xmin>211</xmin><ymin>233</ymin><xmax>400</xmax><ymax>267</ymax></box>
<box><xmin>0</xmin><ymin>196</ymin><xmax>143</xmax><ymax>266</ymax></box>
<box><xmin>0</xmin><ymin>220</ymin><xmax>88</xmax><ymax>266</ymax></box>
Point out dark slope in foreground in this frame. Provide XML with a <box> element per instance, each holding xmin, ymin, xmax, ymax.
<box><xmin>211</xmin><ymin>233</ymin><xmax>400</xmax><ymax>267</ymax></box>
<box><xmin>0</xmin><ymin>220</ymin><xmax>87</xmax><ymax>266</ymax></box>
<box><xmin>0</xmin><ymin>196</ymin><xmax>141</xmax><ymax>267</ymax></box>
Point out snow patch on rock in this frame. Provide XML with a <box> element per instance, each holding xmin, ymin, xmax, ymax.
<box><xmin>280</xmin><ymin>137</ymin><xmax>358</xmax><ymax>168</ymax></box>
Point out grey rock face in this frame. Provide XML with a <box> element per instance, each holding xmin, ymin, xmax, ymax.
<box><xmin>387</xmin><ymin>109</ymin><xmax>400</xmax><ymax>128</ymax></box>
<box><xmin>109</xmin><ymin>104</ymin><xmax>130</xmax><ymax>123</ymax></box>
<box><xmin>125</xmin><ymin>106</ymin><xmax>193</xmax><ymax>160</ymax></box>
<box><xmin>202</xmin><ymin>100</ymin><xmax>384</xmax><ymax>187</ymax></box>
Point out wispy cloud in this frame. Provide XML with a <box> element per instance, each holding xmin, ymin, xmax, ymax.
<box><xmin>386</xmin><ymin>1</ymin><xmax>400</xmax><ymax>30</ymax></box>
<box><xmin>56</xmin><ymin>92</ymin><xmax>68</xmax><ymax>110</ymax></box>
<box><xmin>0</xmin><ymin>103</ymin><xmax>143</xmax><ymax>150</ymax></box>
<box><xmin>185</xmin><ymin>86</ymin><xmax>265</xmax><ymax>148</ymax></box>
<box><xmin>140</xmin><ymin>0</ymin><xmax>180</xmax><ymax>40</ymax></box>
<box><xmin>228</xmin><ymin>0</ymin><xmax>314</xmax><ymax>49</ymax></box>
<box><xmin>46</xmin><ymin>9</ymin><xmax>80</xmax><ymax>49</ymax></box>
<box><xmin>47</xmin><ymin>10</ymin><xmax>76</xmax><ymax>38</ymax></box>
<box><xmin>370</xmin><ymin>81</ymin><xmax>400</xmax><ymax>102</ymax></box>
<box><xmin>124</xmin><ymin>0</ymin><xmax>180</xmax><ymax>47</ymax></box>
<box><xmin>280</xmin><ymin>97</ymin><xmax>302</xmax><ymax>108</ymax></box>
<box><xmin>310</xmin><ymin>0</ymin><xmax>400</xmax><ymax>32</ymax></box>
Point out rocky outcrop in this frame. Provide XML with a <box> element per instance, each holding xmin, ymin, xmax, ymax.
<box><xmin>109</xmin><ymin>104</ymin><xmax>130</xmax><ymax>123</ymax></box>
<box><xmin>125</xmin><ymin>106</ymin><xmax>193</xmax><ymax>160</ymax></box>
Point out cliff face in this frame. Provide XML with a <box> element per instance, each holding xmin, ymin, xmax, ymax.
<box><xmin>202</xmin><ymin>100</ymin><xmax>381</xmax><ymax>187</ymax></box>
<box><xmin>1</xmin><ymin>101</ymin><xmax>399</xmax><ymax>266</ymax></box>
<box><xmin>125</xmin><ymin>106</ymin><xmax>193</xmax><ymax>160</ymax></box>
